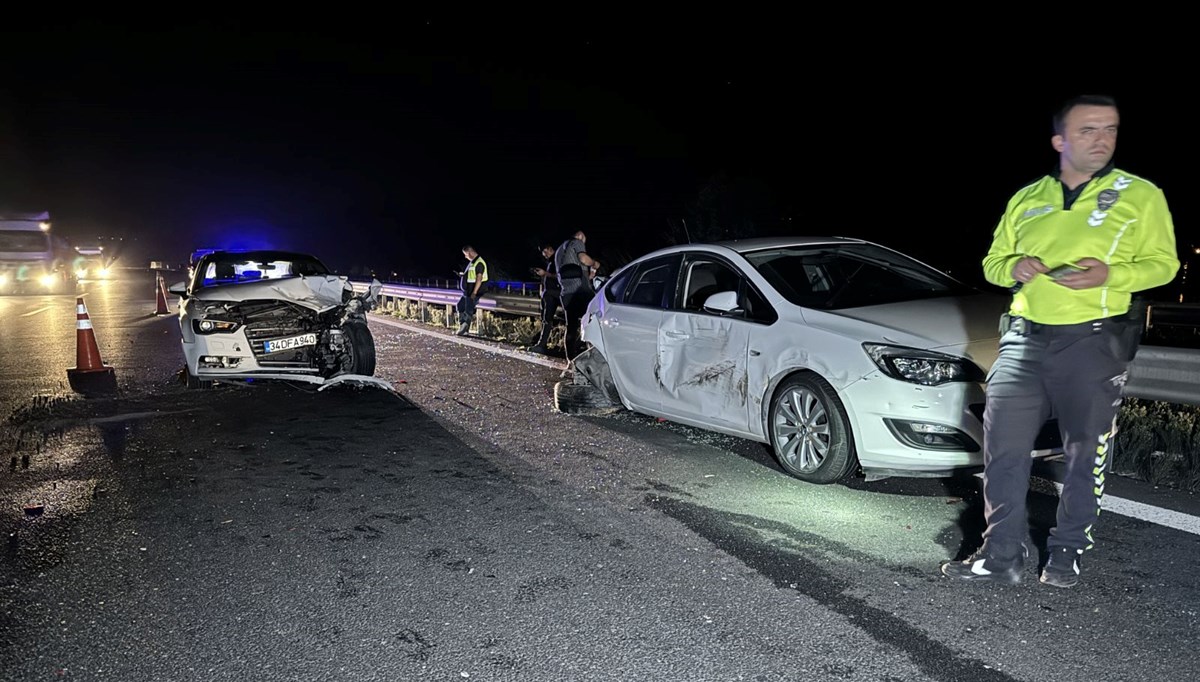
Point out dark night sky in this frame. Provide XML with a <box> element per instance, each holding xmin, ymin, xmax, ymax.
<box><xmin>1</xmin><ymin>17</ymin><xmax>1194</xmax><ymax>289</ymax></box>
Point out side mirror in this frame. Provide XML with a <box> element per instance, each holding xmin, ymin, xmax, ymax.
<box><xmin>702</xmin><ymin>290</ymin><xmax>741</xmax><ymax>314</ymax></box>
<box><xmin>168</xmin><ymin>281</ymin><xmax>188</xmax><ymax>297</ymax></box>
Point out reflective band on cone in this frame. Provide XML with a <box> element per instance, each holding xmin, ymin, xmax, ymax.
<box><xmin>67</xmin><ymin>296</ymin><xmax>117</xmax><ymax>395</ymax></box>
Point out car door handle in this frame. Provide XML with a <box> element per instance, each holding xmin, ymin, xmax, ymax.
<box><xmin>664</xmin><ymin>330</ymin><xmax>690</xmax><ymax>340</ymax></box>
<box><xmin>602</xmin><ymin>317</ymin><xmax>620</xmax><ymax>327</ymax></box>
<box><xmin>749</xmin><ymin>349</ymin><xmax>761</xmax><ymax>357</ymax></box>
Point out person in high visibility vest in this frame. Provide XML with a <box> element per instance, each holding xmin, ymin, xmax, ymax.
<box><xmin>456</xmin><ymin>245</ymin><xmax>488</xmax><ymax>336</ymax></box>
<box><xmin>942</xmin><ymin>94</ymin><xmax>1180</xmax><ymax>588</ymax></box>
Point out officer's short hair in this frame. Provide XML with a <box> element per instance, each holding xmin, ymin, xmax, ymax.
<box><xmin>1053</xmin><ymin>95</ymin><xmax>1118</xmax><ymax>135</ymax></box>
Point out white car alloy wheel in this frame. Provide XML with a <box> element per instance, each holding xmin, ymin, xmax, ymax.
<box><xmin>769</xmin><ymin>373</ymin><xmax>858</xmax><ymax>484</ymax></box>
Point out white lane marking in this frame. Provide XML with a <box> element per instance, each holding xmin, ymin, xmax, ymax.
<box><xmin>979</xmin><ymin>472</ymin><xmax>1200</xmax><ymax>536</ymax></box>
<box><xmin>368</xmin><ymin>314</ymin><xmax>568</xmax><ymax>370</ymax></box>
<box><xmin>20</xmin><ymin>306</ymin><xmax>52</xmax><ymax>317</ymax></box>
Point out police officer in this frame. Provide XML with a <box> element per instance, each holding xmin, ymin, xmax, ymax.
<box><xmin>529</xmin><ymin>243</ymin><xmax>561</xmax><ymax>354</ymax></box>
<box><xmin>456</xmin><ymin>245</ymin><xmax>488</xmax><ymax>336</ymax></box>
<box><xmin>555</xmin><ymin>230</ymin><xmax>601</xmax><ymax>360</ymax></box>
<box><xmin>942</xmin><ymin>95</ymin><xmax>1180</xmax><ymax>587</ymax></box>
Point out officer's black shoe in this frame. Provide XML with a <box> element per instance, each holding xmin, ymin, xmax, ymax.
<box><xmin>1039</xmin><ymin>547</ymin><xmax>1082</xmax><ymax>588</ymax></box>
<box><xmin>941</xmin><ymin>544</ymin><xmax>1029</xmax><ymax>584</ymax></box>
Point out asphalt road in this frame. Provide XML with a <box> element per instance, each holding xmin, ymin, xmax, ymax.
<box><xmin>1</xmin><ymin>275</ymin><xmax>1197</xmax><ymax>681</ymax></box>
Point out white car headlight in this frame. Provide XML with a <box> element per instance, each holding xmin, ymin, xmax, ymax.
<box><xmin>862</xmin><ymin>343</ymin><xmax>984</xmax><ymax>386</ymax></box>
<box><xmin>194</xmin><ymin>319</ymin><xmax>240</xmax><ymax>334</ymax></box>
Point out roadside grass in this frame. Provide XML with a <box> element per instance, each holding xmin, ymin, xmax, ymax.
<box><xmin>1115</xmin><ymin>399</ymin><xmax>1200</xmax><ymax>493</ymax></box>
<box><xmin>378</xmin><ymin>301</ymin><xmax>1200</xmax><ymax>493</ymax></box>
<box><xmin>380</xmin><ymin>300</ymin><xmax>566</xmax><ymax>351</ymax></box>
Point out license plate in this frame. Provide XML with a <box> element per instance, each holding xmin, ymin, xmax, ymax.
<box><xmin>264</xmin><ymin>333</ymin><xmax>317</xmax><ymax>353</ymax></box>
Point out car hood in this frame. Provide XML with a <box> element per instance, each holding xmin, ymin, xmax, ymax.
<box><xmin>800</xmin><ymin>293</ymin><xmax>1009</xmax><ymax>370</ymax></box>
<box><xmin>192</xmin><ymin>275</ymin><xmax>351</xmax><ymax>312</ymax></box>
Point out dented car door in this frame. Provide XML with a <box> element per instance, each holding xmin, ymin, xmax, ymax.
<box><xmin>658</xmin><ymin>311</ymin><xmax>752</xmax><ymax>431</ymax></box>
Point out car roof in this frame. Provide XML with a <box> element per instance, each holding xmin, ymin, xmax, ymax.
<box><xmin>712</xmin><ymin>236</ymin><xmax>867</xmax><ymax>253</ymax></box>
<box><xmin>626</xmin><ymin>236</ymin><xmax>869</xmax><ymax>263</ymax></box>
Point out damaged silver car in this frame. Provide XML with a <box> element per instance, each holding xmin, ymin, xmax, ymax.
<box><xmin>168</xmin><ymin>250</ymin><xmax>386</xmax><ymax>389</ymax></box>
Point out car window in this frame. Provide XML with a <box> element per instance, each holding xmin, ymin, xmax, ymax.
<box><xmin>744</xmin><ymin>244</ymin><xmax>976</xmax><ymax>310</ymax></box>
<box><xmin>680</xmin><ymin>260</ymin><xmax>741</xmax><ymax>311</ymax></box>
<box><xmin>623</xmin><ymin>255</ymin><xmax>679</xmax><ymax>309</ymax></box>
<box><xmin>740</xmin><ymin>283</ymin><xmax>777</xmax><ymax>324</ymax></box>
<box><xmin>603</xmin><ymin>266</ymin><xmax>634</xmax><ymax>304</ymax></box>
<box><xmin>675</xmin><ymin>256</ymin><xmax>778</xmax><ymax>324</ymax></box>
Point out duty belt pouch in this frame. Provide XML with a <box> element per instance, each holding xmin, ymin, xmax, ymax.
<box><xmin>1112</xmin><ymin>299</ymin><xmax>1147</xmax><ymax>363</ymax></box>
<box><xmin>999</xmin><ymin>313</ymin><xmax>1028</xmax><ymax>336</ymax></box>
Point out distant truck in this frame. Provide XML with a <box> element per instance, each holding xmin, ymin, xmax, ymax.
<box><xmin>0</xmin><ymin>211</ymin><xmax>76</xmax><ymax>294</ymax></box>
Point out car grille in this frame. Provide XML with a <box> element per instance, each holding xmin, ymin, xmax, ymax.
<box><xmin>235</xmin><ymin>302</ymin><xmax>319</xmax><ymax>367</ymax></box>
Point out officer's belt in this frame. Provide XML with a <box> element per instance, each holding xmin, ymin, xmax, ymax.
<box><xmin>1000</xmin><ymin>313</ymin><xmax>1121</xmax><ymax>336</ymax></box>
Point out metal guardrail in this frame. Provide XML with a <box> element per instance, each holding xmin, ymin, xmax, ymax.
<box><xmin>358</xmin><ymin>280</ymin><xmax>1200</xmax><ymax>407</ymax></box>
<box><xmin>1125</xmin><ymin>345</ymin><xmax>1200</xmax><ymax>405</ymax></box>
<box><xmin>371</xmin><ymin>282</ymin><xmax>541</xmax><ymax>317</ymax></box>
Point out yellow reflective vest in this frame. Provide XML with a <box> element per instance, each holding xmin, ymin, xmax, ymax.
<box><xmin>983</xmin><ymin>167</ymin><xmax>1179</xmax><ymax>324</ymax></box>
<box><xmin>464</xmin><ymin>256</ymin><xmax>488</xmax><ymax>286</ymax></box>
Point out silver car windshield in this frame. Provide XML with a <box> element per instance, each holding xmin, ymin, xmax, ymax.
<box><xmin>743</xmin><ymin>244</ymin><xmax>976</xmax><ymax>310</ymax></box>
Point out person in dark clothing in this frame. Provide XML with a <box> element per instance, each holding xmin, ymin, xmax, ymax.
<box><xmin>554</xmin><ymin>230</ymin><xmax>601</xmax><ymax>360</ymax></box>
<box><xmin>529</xmin><ymin>243</ymin><xmax>561</xmax><ymax>354</ymax></box>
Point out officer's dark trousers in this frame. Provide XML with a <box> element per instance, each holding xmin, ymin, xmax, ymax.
<box><xmin>559</xmin><ymin>287</ymin><xmax>592</xmax><ymax>360</ymax></box>
<box><xmin>456</xmin><ymin>293</ymin><xmax>477</xmax><ymax>326</ymax></box>
<box><xmin>981</xmin><ymin>322</ymin><xmax>1128</xmax><ymax>556</ymax></box>
<box><xmin>535</xmin><ymin>292</ymin><xmax>561</xmax><ymax>347</ymax></box>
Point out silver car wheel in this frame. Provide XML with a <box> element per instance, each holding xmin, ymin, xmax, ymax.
<box><xmin>772</xmin><ymin>385</ymin><xmax>831</xmax><ymax>473</ymax></box>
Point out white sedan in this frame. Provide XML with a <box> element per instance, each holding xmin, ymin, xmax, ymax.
<box><xmin>168</xmin><ymin>249</ymin><xmax>384</xmax><ymax>389</ymax></box>
<box><xmin>574</xmin><ymin>236</ymin><xmax>1039</xmax><ymax>484</ymax></box>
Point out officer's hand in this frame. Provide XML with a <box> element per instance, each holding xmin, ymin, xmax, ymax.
<box><xmin>534</xmin><ymin>268</ymin><xmax>546</xmax><ymax>277</ymax></box>
<box><xmin>1012</xmin><ymin>257</ymin><xmax>1049</xmax><ymax>284</ymax></box>
<box><xmin>1053</xmin><ymin>257</ymin><xmax>1109</xmax><ymax>289</ymax></box>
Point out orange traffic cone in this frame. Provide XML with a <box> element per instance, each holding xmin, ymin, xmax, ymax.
<box><xmin>67</xmin><ymin>297</ymin><xmax>117</xmax><ymax>395</ymax></box>
<box><xmin>155</xmin><ymin>273</ymin><xmax>169</xmax><ymax>315</ymax></box>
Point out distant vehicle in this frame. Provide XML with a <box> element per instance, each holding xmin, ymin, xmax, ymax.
<box><xmin>0</xmin><ymin>211</ymin><xmax>76</xmax><ymax>295</ymax></box>
<box><xmin>566</xmin><ymin>236</ymin><xmax>1055</xmax><ymax>484</ymax></box>
<box><xmin>72</xmin><ymin>245</ymin><xmax>115</xmax><ymax>281</ymax></box>
<box><xmin>168</xmin><ymin>249</ymin><xmax>385</xmax><ymax>389</ymax></box>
